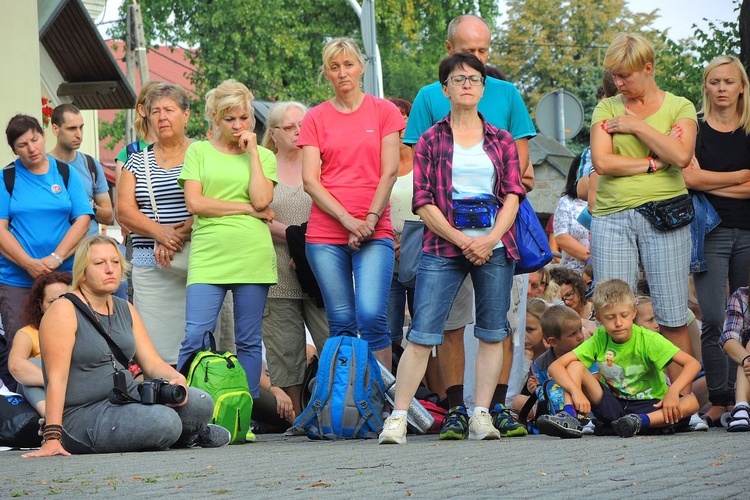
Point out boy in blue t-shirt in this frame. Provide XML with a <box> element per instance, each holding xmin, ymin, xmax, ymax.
<box><xmin>537</xmin><ymin>279</ymin><xmax>700</xmax><ymax>438</ymax></box>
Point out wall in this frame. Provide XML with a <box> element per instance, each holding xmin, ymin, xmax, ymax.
<box><xmin>0</xmin><ymin>1</ymin><xmax>42</xmax><ymax>165</ymax></box>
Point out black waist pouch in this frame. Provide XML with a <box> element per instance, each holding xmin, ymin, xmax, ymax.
<box><xmin>634</xmin><ymin>194</ymin><xmax>695</xmax><ymax>231</ymax></box>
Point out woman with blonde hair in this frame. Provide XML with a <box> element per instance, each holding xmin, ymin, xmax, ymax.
<box><xmin>23</xmin><ymin>235</ymin><xmax>228</xmax><ymax>457</ymax></box>
<box><xmin>589</xmin><ymin>32</ymin><xmax>697</xmax><ymax>377</ymax></box>
<box><xmin>299</xmin><ymin>38</ymin><xmax>404</xmax><ymax>369</ymax></box>
<box><xmin>117</xmin><ymin>82</ymin><xmax>194</xmax><ymax>366</ymax></box>
<box><xmin>682</xmin><ymin>55</ymin><xmax>750</xmax><ymax>426</ymax></box>
<box><xmin>260</xmin><ymin>101</ymin><xmax>328</xmax><ymax>418</ymax></box>
<box><xmin>177</xmin><ymin>79</ymin><xmax>277</xmax><ymax>405</ymax></box>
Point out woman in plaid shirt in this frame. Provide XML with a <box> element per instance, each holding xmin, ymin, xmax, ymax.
<box><xmin>380</xmin><ymin>53</ymin><xmax>525</xmax><ymax>444</ymax></box>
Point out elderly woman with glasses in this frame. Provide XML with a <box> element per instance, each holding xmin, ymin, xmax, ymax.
<box><xmin>379</xmin><ymin>53</ymin><xmax>525</xmax><ymax>444</ymax></box>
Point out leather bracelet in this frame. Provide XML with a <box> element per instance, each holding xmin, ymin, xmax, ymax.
<box><xmin>50</xmin><ymin>252</ymin><xmax>64</xmax><ymax>266</ymax></box>
<box><xmin>742</xmin><ymin>354</ymin><xmax>750</xmax><ymax>365</ymax></box>
<box><xmin>366</xmin><ymin>211</ymin><xmax>380</xmax><ymax>220</ymax></box>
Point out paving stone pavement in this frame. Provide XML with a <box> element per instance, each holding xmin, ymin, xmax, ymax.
<box><xmin>2</xmin><ymin>428</ymin><xmax>749</xmax><ymax>498</ymax></box>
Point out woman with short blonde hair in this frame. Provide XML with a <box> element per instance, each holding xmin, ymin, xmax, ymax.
<box><xmin>177</xmin><ymin>79</ymin><xmax>277</xmax><ymax>412</ymax></box>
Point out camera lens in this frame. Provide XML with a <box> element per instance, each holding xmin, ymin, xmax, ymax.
<box><xmin>158</xmin><ymin>383</ymin><xmax>187</xmax><ymax>405</ymax></box>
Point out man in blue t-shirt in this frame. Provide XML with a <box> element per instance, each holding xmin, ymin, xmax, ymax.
<box><xmin>402</xmin><ymin>14</ymin><xmax>536</xmax><ymax>441</ymax></box>
<box><xmin>50</xmin><ymin>104</ymin><xmax>113</xmax><ymax>235</ymax></box>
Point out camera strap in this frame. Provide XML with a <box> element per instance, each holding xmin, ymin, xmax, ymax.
<box><xmin>63</xmin><ymin>293</ymin><xmax>132</xmax><ymax>369</ymax></box>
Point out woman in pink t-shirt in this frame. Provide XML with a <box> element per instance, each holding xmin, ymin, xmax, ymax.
<box><xmin>298</xmin><ymin>37</ymin><xmax>405</xmax><ymax>369</ymax></box>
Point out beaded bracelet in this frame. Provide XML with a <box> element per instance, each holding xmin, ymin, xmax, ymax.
<box><xmin>42</xmin><ymin>424</ymin><xmax>63</xmax><ymax>444</ymax></box>
<box><xmin>366</xmin><ymin>212</ymin><xmax>381</xmax><ymax>221</ymax></box>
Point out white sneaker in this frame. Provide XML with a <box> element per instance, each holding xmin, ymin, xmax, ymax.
<box><xmin>468</xmin><ymin>411</ymin><xmax>501</xmax><ymax>440</ymax></box>
<box><xmin>379</xmin><ymin>415</ymin><xmax>407</xmax><ymax>444</ymax></box>
<box><xmin>689</xmin><ymin>413</ymin><xmax>709</xmax><ymax>432</ymax></box>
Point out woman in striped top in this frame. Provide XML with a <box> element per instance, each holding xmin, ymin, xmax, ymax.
<box><xmin>116</xmin><ymin>82</ymin><xmax>193</xmax><ymax>366</ymax></box>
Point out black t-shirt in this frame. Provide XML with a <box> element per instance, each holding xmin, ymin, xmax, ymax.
<box><xmin>696</xmin><ymin>120</ymin><xmax>750</xmax><ymax>229</ymax></box>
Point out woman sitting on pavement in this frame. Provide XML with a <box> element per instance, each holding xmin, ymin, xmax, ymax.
<box><xmin>379</xmin><ymin>53</ymin><xmax>524</xmax><ymax>444</ymax></box>
<box><xmin>23</xmin><ymin>236</ymin><xmax>228</xmax><ymax>457</ymax></box>
<box><xmin>8</xmin><ymin>271</ymin><xmax>71</xmax><ymax>416</ymax></box>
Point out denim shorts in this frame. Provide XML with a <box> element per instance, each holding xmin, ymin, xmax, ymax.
<box><xmin>407</xmin><ymin>251</ymin><xmax>514</xmax><ymax>346</ymax></box>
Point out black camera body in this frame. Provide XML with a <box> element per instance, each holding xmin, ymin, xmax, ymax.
<box><xmin>137</xmin><ymin>379</ymin><xmax>187</xmax><ymax>405</ymax></box>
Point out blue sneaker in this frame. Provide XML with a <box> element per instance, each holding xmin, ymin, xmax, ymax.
<box><xmin>439</xmin><ymin>406</ymin><xmax>469</xmax><ymax>440</ymax></box>
<box><xmin>491</xmin><ymin>404</ymin><xmax>528</xmax><ymax>437</ymax></box>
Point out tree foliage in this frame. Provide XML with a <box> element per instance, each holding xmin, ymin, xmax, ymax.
<box><xmin>493</xmin><ymin>0</ymin><xmax>660</xmax><ymax>152</ymax></box>
<box><xmin>657</xmin><ymin>2</ymin><xmax>741</xmax><ymax>111</ymax></box>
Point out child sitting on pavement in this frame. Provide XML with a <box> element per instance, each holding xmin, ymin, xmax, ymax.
<box><xmin>536</xmin><ymin>279</ymin><xmax>701</xmax><ymax>438</ymax></box>
<box><xmin>511</xmin><ymin>298</ymin><xmax>549</xmax><ymax>414</ymax></box>
<box><xmin>719</xmin><ymin>286</ymin><xmax>750</xmax><ymax>432</ymax></box>
<box><xmin>517</xmin><ymin>304</ymin><xmax>594</xmax><ymax>432</ymax></box>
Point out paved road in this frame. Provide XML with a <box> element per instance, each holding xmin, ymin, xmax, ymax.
<box><xmin>2</xmin><ymin>429</ymin><xmax>748</xmax><ymax>498</ymax></box>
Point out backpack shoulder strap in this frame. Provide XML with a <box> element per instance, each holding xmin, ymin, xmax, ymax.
<box><xmin>350</xmin><ymin>339</ymin><xmax>383</xmax><ymax>437</ymax></box>
<box><xmin>125</xmin><ymin>141</ymin><xmax>142</xmax><ymax>158</ymax></box>
<box><xmin>292</xmin><ymin>336</ymin><xmax>342</xmax><ymax>436</ymax></box>
<box><xmin>3</xmin><ymin>163</ymin><xmax>15</xmax><ymax>195</ymax></box>
<box><xmin>83</xmin><ymin>153</ymin><xmax>98</xmax><ymax>184</ymax></box>
<box><xmin>56</xmin><ymin>161</ymin><xmax>71</xmax><ymax>189</ymax></box>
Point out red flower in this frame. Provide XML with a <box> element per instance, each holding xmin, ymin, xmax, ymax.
<box><xmin>41</xmin><ymin>97</ymin><xmax>53</xmax><ymax>126</ymax></box>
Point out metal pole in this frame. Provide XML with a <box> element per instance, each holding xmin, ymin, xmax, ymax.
<box><xmin>125</xmin><ymin>5</ymin><xmax>136</xmax><ymax>144</ymax></box>
<box><xmin>555</xmin><ymin>88</ymin><xmax>566</xmax><ymax>147</ymax></box>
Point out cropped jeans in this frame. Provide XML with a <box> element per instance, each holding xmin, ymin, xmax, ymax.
<box><xmin>407</xmin><ymin>251</ymin><xmax>515</xmax><ymax>346</ymax></box>
<box><xmin>306</xmin><ymin>238</ymin><xmax>395</xmax><ymax>352</ymax></box>
<box><xmin>693</xmin><ymin>226</ymin><xmax>750</xmax><ymax>406</ymax></box>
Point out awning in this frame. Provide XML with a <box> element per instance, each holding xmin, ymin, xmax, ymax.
<box><xmin>39</xmin><ymin>0</ymin><xmax>136</xmax><ymax>109</ymax></box>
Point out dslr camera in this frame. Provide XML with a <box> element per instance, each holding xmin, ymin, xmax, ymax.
<box><xmin>137</xmin><ymin>379</ymin><xmax>187</xmax><ymax>405</ymax></box>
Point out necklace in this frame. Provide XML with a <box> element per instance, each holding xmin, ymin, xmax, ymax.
<box><xmin>155</xmin><ymin>139</ymin><xmax>187</xmax><ymax>163</ymax></box>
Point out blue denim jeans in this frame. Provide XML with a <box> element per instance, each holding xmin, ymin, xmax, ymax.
<box><xmin>306</xmin><ymin>238</ymin><xmax>395</xmax><ymax>352</ymax></box>
<box><xmin>386</xmin><ymin>274</ymin><xmax>414</xmax><ymax>342</ymax></box>
<box><xmin>178</xmin><ymin>283</ymin><xmax>269</xmax><ymax>398</ymax></box>
<box><xmin>693</xmin><ymin>226</ymin><xmax>750</xmax><ymax>406</ymax></box>
<box><xmin>408</xmin><ymin>251</ymin><xmax>515</xmax><ymax>346</ymax></box>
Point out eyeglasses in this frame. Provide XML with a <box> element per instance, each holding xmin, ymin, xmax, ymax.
<box><xmin>445</xmin><ymin>75</ymin><xmax>485</xmax><ymax>87</ymax></box>
<box><xmin>561</xmin><ymin>291</ymin><xmax>577</xmax><ymax>303</ymax></box>
<box><xmin>275</xmin><ymin>122</ymin><xmax>302</xmax><ymax>133</ymax></box>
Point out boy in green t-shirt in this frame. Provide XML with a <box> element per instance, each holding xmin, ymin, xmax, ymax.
<box><xmin>538</xmin><ymin>279</ymin><xmax>700</xmax><ymax>438</ymax></box>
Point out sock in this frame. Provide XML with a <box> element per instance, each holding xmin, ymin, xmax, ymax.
<box><xmin>491</xmin><ymin>384</ymin><xmax>509</xmax><ymax>408</ymax></box>
<box><xmin>474</xmin><ymin>406</ymin><xmax>489</xmax><ymax>415</ymax></box>
<box><xmin>638</xmin><ymin>413</ymin><xmax>651</xmax><ymax>428</ymax></box>
<box><xmin>563</xmin><ymin>404</ymin><xmax>576</xmax><ymax>417</ymax></box>
<box><xmin>445</xmin><ymin>385</ymin><xmax>465</xmax><ymax>409</ymax></box>
<box><xmin>391</xmin><ymin>410</ymin><xmax>408</xmax><ymax>419</ymax></box>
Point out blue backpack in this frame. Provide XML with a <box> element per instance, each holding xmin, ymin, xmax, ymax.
<box><xmin>293</xmin><ymin>335</ymin><xmax>386</xmax><ymax>439</ymax></box>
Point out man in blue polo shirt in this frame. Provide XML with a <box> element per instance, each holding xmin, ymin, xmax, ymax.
<box><xmin>403</xmin><ymin>14</ymin><xmax>536</xmax><ymax>440</ymax></box>
<box><xmin>50</xmin><ymin>104</ymin><xmax>113</xmax><ymax>236</ymax></box>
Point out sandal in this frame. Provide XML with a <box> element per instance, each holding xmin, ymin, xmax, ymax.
<box><xmin>727</xmin><ymin>405</ymin><xmax>750</xmax><ymax>433</ymax></box>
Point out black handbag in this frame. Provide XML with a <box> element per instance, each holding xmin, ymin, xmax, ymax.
<box><xmin>0</xmin><ymin>392</ymin><xmax>41</xmax><ymax>448</ymax></box>
<box><xmin>634</xmin><ymin>194</ymin><xmax>695</xmax><ymax>231</ymax></box>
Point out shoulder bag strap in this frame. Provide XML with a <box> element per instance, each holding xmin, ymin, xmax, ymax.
<box><xmin>63</xmin><ymin>293</ymin><xmax>132</xmax><ymax>369</ymax></box>
<box><xmin>144</xmin><ymin>146</ymin><xmax>159</xmax><ymax>223</ymax></box>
